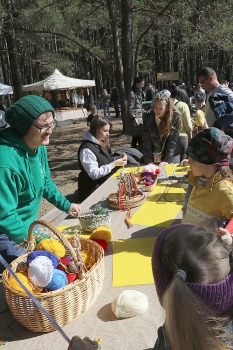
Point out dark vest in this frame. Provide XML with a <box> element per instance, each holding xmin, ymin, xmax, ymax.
<box><xmin>77</xmin><ymin>140</ymin><xmax>114</xmax><ymax>202</ymax></box>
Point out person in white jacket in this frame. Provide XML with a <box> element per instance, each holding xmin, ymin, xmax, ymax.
<box><xmin>77</xmin><ymin>116</ymin><xmax>127</xmax><ymax>201</ymax></box>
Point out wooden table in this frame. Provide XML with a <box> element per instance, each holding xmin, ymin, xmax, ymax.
<box><xmin>1</xmin><ymin>167</ymin><xmax>184</xmax><ymax>350</ymax></box>
<box><xmin>57</xmin><ymin>168</ymin><xmax>183</xmax><ymax>350</ymax></box>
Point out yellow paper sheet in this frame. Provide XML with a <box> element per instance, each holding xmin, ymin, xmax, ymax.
<box><xmin>165</xmin><ymin>164</ymin><xmax>189</xmax><ymax>176</ymax></box>
<box><xmin>130</xmin><ymin>182</ymin><xmax>186</xmax><ymax>227</ymax></box>
<box><xmin>112</xmin><ymin>237</ymin><xmax>156</xmax><ymax>286</ymax></box>
<box><xmin>113</xmin><ymin>164</ymin><xmax>189</xmax><ymax>178</ymax></box>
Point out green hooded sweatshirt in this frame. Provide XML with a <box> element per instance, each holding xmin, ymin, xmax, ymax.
<box><xmin>0</xmin><ymin>128</ymin><xmax>71</xmax><ymax>243</ymax></box>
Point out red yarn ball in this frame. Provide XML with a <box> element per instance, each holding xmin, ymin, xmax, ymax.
<box><xmin>90</xmin><ymin>238</ymin><xmax>108</xmax><ymax>251</ymax></box>
<box><xmin>58</xmin><ymin>256</ymin><xmax>72</xmax><ymax>272</ymax></box>
<box><xmin>156</xmin><ymin>169</ymin><xmax>161</xmax><ymax>174</ymax></box>
<box><xmin>66</xmin><ymin>273</ymin><xmax>77</xmax><ymax>284</ymax></box>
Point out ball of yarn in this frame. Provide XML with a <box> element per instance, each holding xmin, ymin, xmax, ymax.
<box><xmin>111</xmin><ymin>290</ymin><xmax>149</xmax><ymax>319</ymax></box>
<box><xmin>28</xmin><ymin>256</ymin><xmax>54</xmax><ymax>287</ymax></box>
<box><xmin>27</xmin><ymin>250</ymin><xmax>59</xmax><ymax>268</ymax></box>
<box><xmin>90</xmin><ymin>226</ymin><xmax>112</xmax><ymax>243</ymax></box>
<box><xmin>82</xmin><ymin>250</ymin><xmax>95</xmax><ymax>270</ymax></box>
<box><xmin>58</xmin><ymin>256</ymin><xmax>78</xmax><ymax>282</ymax></box>
<box><xmin>59</xmin><ymin>256</ymin><xmax>72</xmax><ymax>267</ymax></box>
<box><xmin>8</xmin><ymin>271</ymin><xmax>42</xmax><ymax>294</ymax></box>
<box><xmin>66</xmin><ymin>273</ymin><xmax>77</xmax><ymax>284</ymax></box>
<box><xmin>90</xmin><ymin>238</ymin><xmax>108</xmax><ymax>251</ymax></box>
<box><xmin>36</xmin><ymin>239</ymin><xmax>66</xmax><ymax>258</ymax></box>
<box><xmin>46</xmin><ymin>269</ymin><xmax>68</xmax><ymax>291</ymax></box>
<box><xmin>142</xmin><ymin>163</ymin><xmax>159</xmax><ymax>175</ymax></box>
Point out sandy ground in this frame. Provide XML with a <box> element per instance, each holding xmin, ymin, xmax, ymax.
<box><xmin>38</xmin><ymin>112</ymin><xmax>131</xmax><ymax>218</ymax></box>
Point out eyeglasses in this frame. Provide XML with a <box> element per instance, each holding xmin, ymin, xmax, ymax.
<box><xmin>32</xmin><ymin>121</ymin><xmax>56</xmax><ymax>133</ymax></box>
<box><xmin>199</xmin><ymin>76</ymin><xmax>210</xmax><ymax>85</ymax></box>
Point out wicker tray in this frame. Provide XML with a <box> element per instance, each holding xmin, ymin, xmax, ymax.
<box><xmin>107</xmin><ymin>191</ymin><xmax>146</xmax><ymax>210</ymax></box>
<box><xmin>2</xmin><ymin>220</ymin><xmax>104</xmax><ymax>333</ymax></box>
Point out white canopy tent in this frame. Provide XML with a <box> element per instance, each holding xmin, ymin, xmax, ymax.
<box><xmin>0</xmin><ymin>83</ymin><xmax>13</xmax><ymax>95</ymax></box>
<box><xmin>22</xmin><ymin>69</ymin><xmax>95</xmax><ymax>92</ymax></box>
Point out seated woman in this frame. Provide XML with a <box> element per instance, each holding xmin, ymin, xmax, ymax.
<box><xmin>142</xmin><ymin>93</ymin><xmax>181</xmax><ymax>165</ymax></box>
<box><xmin>77</xmin><ymin>116</ymin><xmax>127</xmax><ymax>202</ymax></box>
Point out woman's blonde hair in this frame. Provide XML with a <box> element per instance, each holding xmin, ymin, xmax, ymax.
<box><xmin>153</xmin><ymin>93</ymin><xmax>181</xmax><ymax>137</ymax></box>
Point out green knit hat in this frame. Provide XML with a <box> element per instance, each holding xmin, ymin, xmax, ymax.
<box><xmin>6</xmin><ymin>95</ymin><xmax>55</xmax><ymax>136</ymax></box>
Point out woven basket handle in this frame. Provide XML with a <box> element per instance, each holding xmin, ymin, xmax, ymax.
<box><xmin>28</xmin><ymin>220</ymin><xmax>79</xmax><ymax>265</ymax></box>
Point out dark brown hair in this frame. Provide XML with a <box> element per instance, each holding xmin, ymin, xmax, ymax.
<box><xmin>198</xmin><ymin>67</ymin><xmax>217</xmax><ymax>79</ymax></box>
<box><xmin>89</xmin><ymin>116</ymin><xmax>111</xmax><ymax>150</ymax></box>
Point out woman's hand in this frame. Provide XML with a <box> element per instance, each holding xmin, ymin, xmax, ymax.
<box><xmin>114</xmin><ymin>153</ymin><xmax>127</xmax><ymax>167</ymax></box>
<box><xmin>217</xmin><ymin>227</ymin><xmax>232</xmax><ymax>246</ymax></box>
<box><xmin>118</xmin><ymin>153</ymin><xmax>127</xmax><ymax>162</ymax></box>
<box><xmin>159</xmin><ymin>161</ymin><xmax>167</xmax><ymax>167</ymax></box>
<box><xmin>114</xmin><ymin>159</ymin><xmax>127</xmax><ymax>167</ymax></box>
<box><xmin>68</xmin><ymin>204</ymin><xmax>81</xmax><ymax>217</ymax></box>
<box><xmin>67</xmin><ymin>336</ymin><xmax>98</xmax><ymax>350</ymax></box>
<box><xmin>133</xmin><ymin>118</ymin><xmax>139</xmax><ymax>126</ymax></box>
<box><xmin>180</xmin><ymin>159</ymin><xmax>189</xmax><ymax>166</ymax></box>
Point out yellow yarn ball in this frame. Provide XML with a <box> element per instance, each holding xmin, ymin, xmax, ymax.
<box><xmin>36</xmin><ymin>239</ymin><xmax>66</xmax><ymax>258</ymax></box>
<box><xmin>8</xmin><ymin>272</ymin><xmax>42</xmax><ymax>294</ymax></box>
<box><xmin>81</xmin><ymin>250</ymin><xmax>95</xmax><ymax>269</ymax></box>
<box><xmin>90</xmin><ymin>226</ymin><xmax>112</xmax><ymax>243</ymax></box>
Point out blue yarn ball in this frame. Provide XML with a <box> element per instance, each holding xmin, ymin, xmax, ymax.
<box><xmin>45</xmin><ymin>269</ymin><xmax>68</xmax><ymax>291</ymax></box>
<box><xmin>27</xmin><ymin>250</ymin><xmax>59</xmax><ymax>268</ymax></box>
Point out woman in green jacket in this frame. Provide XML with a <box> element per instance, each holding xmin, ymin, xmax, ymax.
<box><xmin>0</xmin><ymin>95</ymin><xmax>81</xmax><ymax>271</ymax></box>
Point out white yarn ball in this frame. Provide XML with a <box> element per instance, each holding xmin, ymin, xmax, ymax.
<box><xmin>111</xmin><ymin>290</ymin><xmax>149</xmax><ymax>319</ymax></box>
<box><xmin>28</xmin><ymin>256</ymin><xmax>54</xmax><ymax>287</ymax></box>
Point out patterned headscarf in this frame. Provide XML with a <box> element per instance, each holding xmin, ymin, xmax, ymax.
<box><xmin>186</xmin><ymin>127</ymin><xmax>233</xmax><ymax>166</ymax></box>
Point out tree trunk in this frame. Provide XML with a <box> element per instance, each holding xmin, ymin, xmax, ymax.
<box><xmin>3</xmin><ymin>2</ymin><xmax>22</xmax><ymax>101</ymax></box>
<box><xmin>106</xmin><ymin>0</ymin><xmax>127</xmax><ymax>131</ymax></box>
<box><xmin>121</xmin><ymin>0</ymin><xmax>134</xmax><ymax>97</ymax></box>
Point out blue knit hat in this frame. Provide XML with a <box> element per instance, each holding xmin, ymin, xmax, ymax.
<box><xmin>186</xmin><ymin>127</ymin><xmax>233</xmax><ymax>166</ymax></box>
<box><xmin>6</xmin><ymin>95</ymin><xmax>54</xmax><ymax>136</ymax></box>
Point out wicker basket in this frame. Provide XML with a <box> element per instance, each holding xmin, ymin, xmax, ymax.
<box><xmin>78</xmin><ymin>209</ymin><xmax>111</xmax><ymax>232</ymax></box>
<box><xmin>2</xmin><ymin>220</ymin><xmax>104</xmax><ymax>333</ymax></box>
<box><xmin>107</xmin><ymin>191</ymin><xmax>146</xmax><ymax>210</ymax></box>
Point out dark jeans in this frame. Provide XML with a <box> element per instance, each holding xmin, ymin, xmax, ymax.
<box><xmin>0</xmin><ymin>234</ymin><xmax>27</xmax><ymax>273</ymax></box>
<box><xmin>179</xmin><ymin>135</ymin><xmax>189</xmax><ymax>162</ymax></box>
<box><xmin>113</xmin><ymin>100</ymin><xmax>119</xmax><ymax>116</ymax></box>
<box><xmin>131</xmin><ymin>136</ymin><xmax>142</xmax><ymax>149</ymax></box>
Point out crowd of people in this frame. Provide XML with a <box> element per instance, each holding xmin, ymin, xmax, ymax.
<box><xmin>1</xmin><ymin>66</ymin><xmax>233</xmax><ymax>350</ymax></box>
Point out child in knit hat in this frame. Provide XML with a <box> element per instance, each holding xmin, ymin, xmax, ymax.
<box><xmin>182</xmin><ymin>127</ymin><xmax>233</xmax><ymax>229</ymax></box>
<box><xmin>152</xmin><ymin>223</ymin><xmax>233</xmax><ymax>350</ymax></box>
<box><xmin>0</xmin><ymin>95</ymin><xmax>81</xmax><ymax>271</ymax></box>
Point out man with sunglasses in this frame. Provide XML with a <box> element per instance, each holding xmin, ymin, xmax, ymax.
<box><xmin>198</xmin><ymin>67</ymin><xmax>233</xmax><ymax>127</ymax></box>
<box><xmin>0</xmin><ymin>95</ymin><xmax>81</xmax><ymax>270</ymax></box>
